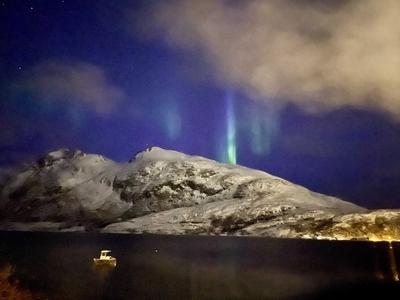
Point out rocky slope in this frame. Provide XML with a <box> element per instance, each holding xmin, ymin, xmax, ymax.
<box><xmin>1</xmin><ymin>147</ymin><xmax>399</xmax><ymax>241</ymax></box>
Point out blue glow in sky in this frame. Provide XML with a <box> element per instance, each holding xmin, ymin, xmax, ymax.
<box><xmin>219</xmin><ymin>89</ymin><xmax>237</xmax><ymax>165</ymax></box>
<box><xmin>1</xmin><ymin>0</ymin><xmax>400</xmax><ymax>209</ymax></box>
<box><xmin>153</xmin><ymin>92</ymin><xmax>182</xmax><ymax>140</ymax></box>
<box><xmin>248</xmin><ymin>104</ymin><xmax>280</xmax><ymax>156</ymax></box>
<box><xmin>226</xmin><ymin>90</ymin><xmax>237</xmax><ymax>165</ymax></box>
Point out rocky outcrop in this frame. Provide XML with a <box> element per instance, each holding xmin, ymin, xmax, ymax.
<box><xmin>4</xmin><ymin>146</ymin><xmax>397</xmax><ymax>241</ymax></box>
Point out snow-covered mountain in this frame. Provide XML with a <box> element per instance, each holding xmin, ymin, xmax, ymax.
<box><xmin>1</xmin><ymin>147</ymin><xmax>399</xmax><ymax>241</ymax></box>
<box><xmin>0</xmin><ymin>149</ymin><xmax>127</xmax><ymax>225</ymax></box>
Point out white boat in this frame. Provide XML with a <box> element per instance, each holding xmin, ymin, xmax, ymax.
<box><xmin>93</xmin><ymin>250</ymin><xmax>116</xmax><ymax>267</ymax></box>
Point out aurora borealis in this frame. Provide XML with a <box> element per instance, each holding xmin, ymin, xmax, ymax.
<box><xmin>220</xmin><ymin>90</ymin><xmax>237</xmax><ymax>165</ymax></box>
<box><xmin>1</xmin><ymin>0</ymin><xmax>400</xmax><ymax>209</ymax></box>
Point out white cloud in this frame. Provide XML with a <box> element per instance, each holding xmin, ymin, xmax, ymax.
<box><xmin>130</xmin><ymin>0</ymin><xmax>400</xmax><ymax>117</ymax></box>
<box><xmin>16</xmin><ymin>60</ymin><xmax>126</xmax><ymax>115</ymax></box>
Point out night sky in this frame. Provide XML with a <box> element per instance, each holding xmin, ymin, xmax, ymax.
<box><xmin>1</xmin><ymin>0</ymin><xmax>400</xmax><ymax>209</ymax></box>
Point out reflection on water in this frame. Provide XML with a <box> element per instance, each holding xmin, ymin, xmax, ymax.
<box><xmin>388</xmin><ymin>241</ymin><xmax>399</xmax><ymax>282</ymax></box>
<box><xmin>371</xmin><ymin>240</ymin><xmax>400</xmax><ymax>283</ymax></box>
<box><xmin>92</xmin><ymin>263</ymin><xmax>115</xmax><ymax>280</ymax></box>
<box><xmin>0</xmin><ymin>231</ymin><xmax>400</xmax><ymax>299</ymax></box>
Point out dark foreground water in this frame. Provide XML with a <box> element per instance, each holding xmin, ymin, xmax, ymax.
<box><xmin>0</xmin><ymin>231</ymin><xmax>400</xmax><ymax>299</ymax></box>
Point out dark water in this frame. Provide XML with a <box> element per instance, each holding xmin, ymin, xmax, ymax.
<box><xmin>0</xmin><ymin>231</ymin><xmax>400</xmax><ymax>299</ymax></box>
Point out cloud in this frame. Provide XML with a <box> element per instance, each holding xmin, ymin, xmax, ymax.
<box><xmin>130</xmin><ymin>0</ymin><xmax>400</xmax><ymax>117</ymax></box>
<box><xmin>15</xmin><ymin>60</ymin><xmax>126</xmax><ymax>115</ymax></box>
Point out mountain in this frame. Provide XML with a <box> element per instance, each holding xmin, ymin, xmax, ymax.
<box><xmin>0</xmin><ymin>147</ymin><xmax>398</xmax><ymax>241</ymax></box>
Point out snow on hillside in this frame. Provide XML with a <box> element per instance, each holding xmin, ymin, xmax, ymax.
<box><xmin>3</xmin><ymin>146</ymin><xmax>391</xmax><ymax>241</ymax></box>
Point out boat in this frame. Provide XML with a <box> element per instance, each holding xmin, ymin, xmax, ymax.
<box><xmin>93</xmin><ymin>250</ymin><xmax>116</xmax><ymax>267</ymax></box>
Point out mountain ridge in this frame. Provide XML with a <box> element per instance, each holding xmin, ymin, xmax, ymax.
<box><xmin>1</xmin><ymin>147</ymin><xmax>398</xmax><ymax>241</ymax></box>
